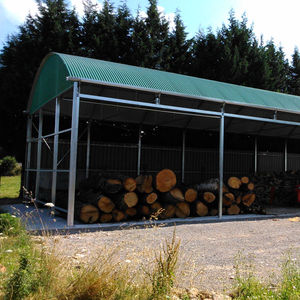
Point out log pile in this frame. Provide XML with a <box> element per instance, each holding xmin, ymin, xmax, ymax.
<box><xmin>252</xmin><ymin>170</ymin><xmax>300</xmax><ymax>206</ymax></box>
<box><xmin>73</xmin><ymin>169</ymin><xmax>266</xmax><ymax>224</ymax></box>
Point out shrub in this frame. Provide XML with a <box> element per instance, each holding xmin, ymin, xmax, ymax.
<box><xmin>0</xmin><ymin>213</ymin><xmax>22</xmax><ymax>236</ymax></box>
<box><xmin>0</xmin><ymin>156</ymin><xmax>18</xmax><ymax>176</ymax></box>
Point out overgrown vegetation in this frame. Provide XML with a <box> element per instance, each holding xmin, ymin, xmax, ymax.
<box><xmin>232</xmin><ymin>253</ymin><xmax>300</xmax><ymax>299</ymax></box>
<box><xmin>0</xmin><ymin>214</ymin><xmax>183</xmax><ymax>299</ymax></box>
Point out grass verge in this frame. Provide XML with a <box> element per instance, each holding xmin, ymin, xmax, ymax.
<box><xmin>0</xmin><ymin>175</ymin><xmax>21</xmax><ymax>199</ymax></box>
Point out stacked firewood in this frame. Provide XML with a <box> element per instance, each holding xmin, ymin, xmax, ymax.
<box><xmin>252</xmin><ymin>170</ymin><xmax>300</xmax><ymax>206</ymax></box>
<box><xmin>74</xmin><ymin>169</ymin><xmax>264</xmax><ymax>224</ymax></box>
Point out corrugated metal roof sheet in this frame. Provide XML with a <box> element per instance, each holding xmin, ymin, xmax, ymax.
<box><xmin>28</xmin><ymin>52</ymin><xmax>300</xmax><ymax>114</ymax></box>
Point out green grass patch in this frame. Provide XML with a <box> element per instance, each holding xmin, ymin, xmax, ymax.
<box><xmin>0</xmin><ymin>175</ymin><xmax>21</xmax><ymax>199</ymax></box>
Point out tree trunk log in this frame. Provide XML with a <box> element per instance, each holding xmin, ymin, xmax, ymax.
<box><xmin>227</xmin><ymin>177</ymin><xmax>242</xmax><ymax>189</ymax></box>
<box><xmin>136</xmin><ymin>175</ymin><xmax>153</xmax><ymax>193</ymax></box>
<box><xmin>175</xmin><ymin>202</ymin><xmax>190</xmax><ymax>218</ymax></box>
<box><xmin>195</xmin><ymin>201</ymin><xmax>208</xmax><ymax>217</ymax></box>
<box><xmin>123</xmin><ymin>177</ymin><xmax>137</xmax><ymax>192</ymax></box>
<box><xmin>155</xmin><ymin>169</ymin><xmax>177</xmax><ymax>192</ymax></box>
<box><xmin>75</xmin><ymin>203</ymin><xmax>99</xmax><ymax>224</ymax></box>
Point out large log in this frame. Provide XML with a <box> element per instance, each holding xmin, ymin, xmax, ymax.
<box><xmin>114</xmin><ymin>192</ymin><xmax>138</xmax><ymax>209</ymax></box>
<box><xmin>98</xmin><ymin>177</ymin><xmax>123</xmax><ymax>194</ymax></box>
<box><xmin>175</xmin><ymin>202</ymin><xmax>190</xmax><ymax>218</ymax></box>
<box><xmin>75</xmin><ymin>203</ymin><xmax>99</xmax><ymax>224</ymax></box>
<box><xmin>155</xmin><ymin>169</ymin><xmax>177</xmax><ymax>192</ymax></box>
<box><xmin>184</xmin><ymin>188</ymin><xmax>198</xmax><ymax>203</ymax></box>
<box><xmin>142</xmin><ymin>192</ymin><xmax>158</xmax><ymax>205</ymax></box>
<box><xmin>99</xmin><ymin>213</ymin><xmax>113</xmax><ymax>223</ymax></box>
<box><xmin>123</xmin><ymin>177</ymin><xmax>137</xmax><ymax>192</ymax></box>
<box><xmin>203</xmin><ymin>192</ymin><xmax>216</xmax><ymax>203</ymax></box>
<box><xmin>138</xmin><ymin>204</ymin><xmax>151</xmax><ymax>217</ymax></box>
<box><xmin>195</xmin><ymin>201</ymin><xmax>208</xmax><ymax>217</ymax></box>
<box><xmin>125</xmin><ymin>207</ymin><xmax>137</xmax><ymax>218</ymax></box>
<box><xmin>136</xmin><ymin>175</ymin><xmax>153</xmax><ymax>193</ymax></box>
<box><xmin>242</xmin><ymin>193</ymin><xmax>256</xmax><ymax>207</ymax></box>
<box><xmin>161</xmin><ymin>188</ymin><xmax>185</xmax><ymax>204</ymax></box>
<box><xmin>97</xmin><ymin>195</ymin><xmax>115</xmax><ymax>213</ymax></box>
<box><xmin>227</xmin><ymin>204</ymin><xmax>240</xmax><ymax>215</ymax></box>
<box><xmin>162</xmin><ymin>204</ymin><xmax>176</xmax><ymax>219</ymax></box>
<box><xmin>223</xmin><ymin>193</ymin><xmax>235</xmax><ymax>206</ymax></box>
<box><xmin>227</xmin><ymin>177</ymin><xmax>242</xmax><ymax>189</ymax></box>
<box><xmin>112</xmin><ymin>209</ymin><xmax>126</xmax><ymax>222</ymax></box>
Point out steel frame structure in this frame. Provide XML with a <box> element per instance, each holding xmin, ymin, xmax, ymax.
<box><xmin>25</xmin><ymin>81</ymin><xmax>300</xmax><ymax>227</ymax></box>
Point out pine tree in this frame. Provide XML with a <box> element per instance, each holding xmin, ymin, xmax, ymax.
<box><xmin>144</xmin><ymin>0</ymin><xmax>169</xmax><ymax>69</ymax></box>
<box><xmin>163</xmin><ymin>12</ymin><xmax>191</xmax><ymax>74</ymax></box>
<box><xmin>288</xmin><ymin>47</ymin><xmax>300</xmax><ymax>95</ymax></box>
<box><xmin>115</xmin><ymin>2</ymin><xmax>134</xmax><ymax>63</ymax></box>
<box><xmin>0</xmin><ymin>0</ymin><xmax>81</xmax><ymax>159</ymax></box>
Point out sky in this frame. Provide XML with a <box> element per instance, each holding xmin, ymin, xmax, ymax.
<box><xmin>0</xmin><ymin>0</ymin><xmax>300</xmax><ymax>60</ymax></box>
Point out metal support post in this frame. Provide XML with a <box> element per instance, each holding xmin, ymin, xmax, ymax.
<box><xmin>35</xmin><ymin>110</ymin><xmax>43</xmax><ymax>200</ymax></box>
<box><xmin>218</xmin><ymin>105</ymin><xmax>225</xmax><ymax>219</ymax></box>
<box><xmin>284</xmin><ymin>139</ymin><xmax>288</xmax><ymax>171</ymax></box>
<box><xmin>254</xmin><ymin>137</ymin><xmax>258</xmax><ymax>173</ymax></box>
<box><xmin>51</xmin><ymin>98</ymin><xmax>60</xmax><ymax>205</ymax></box>
<box><xmin>86</xmin><ymin>121</ymin><xmax>91</xmax><ymax>179</ymax></box>
<box><xmin>181</xmin><ymin>130</ymin><xmax>186</xmax><ymax>183</ymax></box>
<box><xmin>25</xmin><ymin>115</ymin><xmax>32</xmax><ymax>188</ymax></box>
<box><xmin>67</xmin><ymin>82</ymin><xmax>80</xmax><ymax>227</ymax></box>
<box><xmin>137</xmin><ymin>125</ymin><xmax>142</xmax><ymax>176</ymax></box>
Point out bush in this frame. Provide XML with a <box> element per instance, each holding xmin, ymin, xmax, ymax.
<box><xmin>0</xmin><ymin>156</ymin><xmax>18</xmax><ymax>176</ymax></box>
<box><xmin>0</xmin><ymin>213</ymin><xmax>22</xmax><ymax>236</ymax></box>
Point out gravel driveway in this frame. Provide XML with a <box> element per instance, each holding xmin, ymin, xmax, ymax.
<box><xmin>41</xmin><ymin>217</ymin><xmax>300</xmax><ymax>293</ymax></box>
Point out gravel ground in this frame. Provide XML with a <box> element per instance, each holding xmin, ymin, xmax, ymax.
<box><xmin>40</xmin><ymin>217</ymin><xmax>300</xmax><ymax>293</ymax></box>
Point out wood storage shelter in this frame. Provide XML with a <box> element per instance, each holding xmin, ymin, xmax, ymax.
<box><xmin>26</xmin><ymin>52</ymin><xmax>300</xmax><ymax>226</ymax></box>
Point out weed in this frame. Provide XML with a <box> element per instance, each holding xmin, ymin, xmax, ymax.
<box><xmin>148</xmin><ymin>230</ymin><xmax>180</xmax><ymax>299</ymax></box>
<box><xmin>0</xmin><ymin>213</ymin><xmax>22</xmax><ymax>236</ymax></box>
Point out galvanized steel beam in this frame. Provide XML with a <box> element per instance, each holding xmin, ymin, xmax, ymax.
<box><xmin>86</xmin><ymin>121</ymin><xmax>91</xmax><ymax>179</ymax></box>
<box><xmin>35</xmin><ymin>110</ymin><xmax>43</xmax><ymax>200</ymax></box>
<box><xmin>67</xmin><ymin>82</ymin><xmax>80</xmax><ymax>227</ymax></box>
<box><xmin>219</xmin><ymin>105</ymin><xmax>225</xmax><ymax>219</ymax></box>
<box><xmin>182</xmin><ymin>130</ymin><xmax>186</xmax><ymax>183</ymax></box>
<box><xmin>284</xmin><ymin>139</ymin><xmax>288</xmax><ymax>171</ymax></box>
<box><xmin>25</xmin><ymin>115</ymin><xmax>32</xmax><ymax>189</ymax></box>
<box><xmin>51</xmin><ymin>98</ymin><xmax>60</xmax><ymax>206</ymax></box>
<box><xmin>254</xmin><ymin>137</ymin><xmax>258</xmax><ymax>173</ymax></box>
<box><xmin>137</xmin><ymin>125</ymin><xmax>142</xmax><ymax>176</ymax></box>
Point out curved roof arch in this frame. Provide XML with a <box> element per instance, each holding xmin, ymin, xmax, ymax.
<box><xmin>28</xmin><ymin>52</ymin><xmax>300</xmax><ymax>115</ymax></box>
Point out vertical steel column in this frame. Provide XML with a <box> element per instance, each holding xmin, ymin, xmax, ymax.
<box><xmin>86</xmin><ymin>121</ymin><xmax>91</xmax><ymax>179</ymax></box>
<box><xmin>35</xmin><ymin>110</ymin><xmax>43</xmax><ymax>200</ymax></box>
<box><xmin>218</xmin><ymin>105</ymin><xmax>225</xmax><ymax>219</ymax></box>
<box><xmin>254</xmin><ymin>137</ymin><xmax>258</xmax><ymax>173</ymax></box>
<box><xmin>137</xmin><ymin>125</ymin><xmax>142</xmax><ymax>176</ymax></box>
<box><xmin>284</xmin><ymin>139</ymin><xmax>288</xmax><ymax>171</ymax></box>
<box><xmin>51</xmin><ymin>98</ymin><xmax>60</xmax><ymax>205</ymax></box>
<box><xmin>25</xmin><ymin>115</ymin><xmax>32</xmax><ymax>188</ymax></box>
<box><xmin>181</xmin><ymin>130</ymin><xmax>186</xmax><ymax>183</ymax></box>
<box><xmin>67</xmin><ymin>82</ymin><xmax>80</xmax><ymax>227</ymax></box>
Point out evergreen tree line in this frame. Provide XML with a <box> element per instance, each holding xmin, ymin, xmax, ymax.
<box><xmin>1</xmin><ymin>0</ymin><xmax>300</xmax><ymax>159</ymax></box>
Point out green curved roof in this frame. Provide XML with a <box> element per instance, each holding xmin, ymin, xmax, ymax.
<box><xmin>28</xmin><ymin>52</ymin><xmax>300</xmax><ymax>114</ymax></box>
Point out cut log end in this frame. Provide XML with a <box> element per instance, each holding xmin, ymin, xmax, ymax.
<box><xmin>79</xmin><ymin>204</ymin><xmax>99</xmax><ymax>224</ymax></box>
<box><xmin>123</xmin><ymin>192</ymin><xmax>138</xmax><ymax>208</ymax></box>
<box><xmin>125</xmin><ymin>207</ymin><xmax>137</xmax><ymax>217</ymax></box>
<box><xmin>196</xmin><ymin>201</ymin><xmax>208</xmax><ymax>217</ymax></box>
<box><xmin>98</xmin><ymin>196</ymin><xmax>115</xmax><ymax>213</ymax></box>
<box><xmin>227</xmin><ymin>204</ymin><xmax>240</xmax><ymax>215</ymax></box>
<box><xmin>228</xmin><ymin>177</ymin><xmax>242</xmax><ymax>189</ymax></box>
<box><xmin>242</xmin><ymin>193</ymin><xmax>256</xmax><ymax>207</ymax></box>
<box><xmin>123</xmin><ymin>177</ymin><xmax>137</xmax><ymax>192</ymax></box>
<box><xmin>112</xmin><ymin>209</ymin><xmax>126</xmax><ymax>222</ymax></box>
<box><xmin>156</xmin><ymin>169</ymin><xmax>177</xmax><ymax>192</ymax></box>
<box><xmin>241</xmin><ymin>176</ymin><xmax>250</xmax><ymax>184</ymax></box>
<box><xmin>136</xmin><ymin>175</ymin><xmax>153</xmax><ymax>193</ymax></box>
<box><xmin>162</xmin><ymin>204</ymin><xmax>176</xmax><ymax>219</ymax></box>
<box><xmin>185</xmin><ymin>188</ymin><xmax>198</xmax><ymax>203</ymax></box>
<box><xmin>223</xmin><ymin>193</ymin><xmax>235</xmax><ymax>206</ymax></box>
<box><xmin>170</xmin><ymin>188</ymin><xmax>185</xmax><ymax>201</ymax></box>
<box><xmin>99</xmin><ymin>213</ymin><xmax>113</xmax><ymax>223</ymax></box>
<box><xmin>145</xmin><ymin>192</ymin><xmax>158</xmax><ymax>204</ymax></box>
<box><xmin>203</xmin><ymin>191</ymin><xmax>216</xmax><ymax>203</ymax></box>
<box><xmin>175</xmin><ymin>202</ymin><xmax>190</xmax><ymax>218</ymax></box>
<box><xmin>247</xmin><ymin>182</ymin><xmax>255</xmax><ymax>191</ymax></box>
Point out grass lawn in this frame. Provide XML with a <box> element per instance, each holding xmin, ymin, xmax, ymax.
<box><xmin>0</xmin><ymin>175</ymin><xmax>21</xmax><ymax>199</ymax></box>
